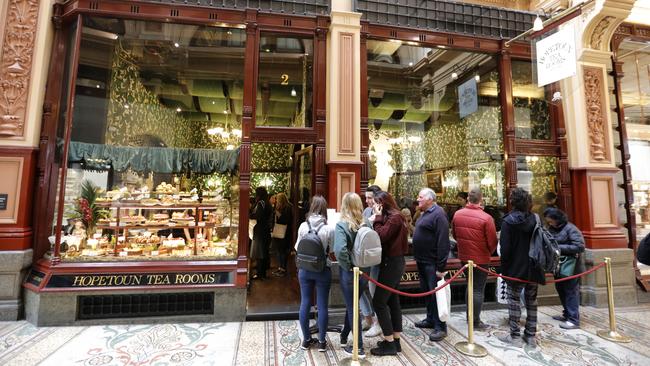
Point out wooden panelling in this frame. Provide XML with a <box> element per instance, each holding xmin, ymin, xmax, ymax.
<box><xmin>327</xmin><ymin>162</ymin><xmax>362</xmax><ymax>210</ymax></box>
<box><xmin>338</xmin><ymin>32</ymin><xmax>355</xmax><ymax>155</ymax></box>
<box><xmin>0</xmin><ymin>147</ymin><xmax>37</xmax><ymax>251</ymax></box>
<box><xmin>571</xmin><ymin>168</ymin><xmax>627</xmax><ymax>249</ymax></box>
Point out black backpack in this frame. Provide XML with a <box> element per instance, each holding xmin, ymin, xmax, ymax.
<box><xmin>296</xmin><ymin>221</ymin><xmax>327</xmax><ymax>272</ymax></box>
<box><xmin>529</xmin><ymin>214</ymin><xmax>561</xmax><ymax>281</ymax></box>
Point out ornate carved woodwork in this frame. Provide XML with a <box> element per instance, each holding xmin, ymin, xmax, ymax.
<box><xmin>583</xmin><ymin>66</ymin><xmax>611</xmax><ymax>163</ymax></box>
<box><xmin>498</xmin><ymin>48</ymin><xmax>516</xmax><ymax>211</ymax></box>
<box><xmin>590</xmin><ymin>16</ymin><xmax>616</xmax><ymax>51</ymax></box>
<box><xmin>0</xmin><ymin>0</ymin><xmax>39</xmax><ymax>138</ymax></box>
<box><xmin>359</xmin><ymin>22</ymin><xmax>369</xmax><ymax>192</ymax></box>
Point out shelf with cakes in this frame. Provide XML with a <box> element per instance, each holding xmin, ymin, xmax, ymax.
<box><xmin>63</xmin><ymin>197</ymin><xmax>237</xmax><ymax>262</ymax></box>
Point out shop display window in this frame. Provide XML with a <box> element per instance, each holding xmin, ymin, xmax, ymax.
<box><xmin>256</xmin><ymin>33</ymin><xmax>313</xmax><ymax>127</ymax></box>
<box><xmin>516</xmin><ymin>155</ymin><xmax>559</xmax><ymax>216</ymax></box>
<box><xmin>619</xmin><ymin>39</ymin><xmax>650</xmax><ymax>237</ymax></box>
<box><xmin>50</xmin><ymin>17</ymin><xmax>245</xmax><ymax>261</ymax></box>
<box><xmin>366</xmin><ymin>41</ymin><xmax>506</xmax><ymax>225</ymax></box>
<box><xmin>512</xmin><ymin>60</ymin><xmax>553</xmax><ymax>141</ymax></box>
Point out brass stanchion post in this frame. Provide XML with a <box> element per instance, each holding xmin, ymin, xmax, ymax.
<box><xmin>455</xmin><ymin>261</ymin><xmax>488</xmax><ymax>357</ymax></box>
<box><xmin>597</xmin><ymin>257</ymin><xmax>631</xmax><ymax>343</ymax></box>
<box><xmin>340</xmin><ymin>267</ymin><xmax>371</xmax><ymax>366</ymax></box>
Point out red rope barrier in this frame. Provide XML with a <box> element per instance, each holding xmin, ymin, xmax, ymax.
<box><xmin>473</xmin><ymin>261</ymin><xmax>607</xmax><ymax>284</ymax></box>
<box><xmin>360</xmin><ymin>264</ymin><xmax>468</xmax><ymax>298</ymax></box>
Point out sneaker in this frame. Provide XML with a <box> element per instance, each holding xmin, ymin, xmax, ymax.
<box><xmin>370</xmin><ymin>339</ymin><xmax>397</xmax><ymax>356</ymax></box>
<box><xmin>342</xmin><ymin>345</ymin><xmax>366</xmax><ymax>359</ymax></box>
<box><xmin>497</xmin><ymin>334</ymin><xmax>523</xmax><ymax>347</ymax></box>
<box><xmin>414</xmin><ymin>320</ymin><xmax>435</xmax><ymax>329</ymax></box>
<box><xmin>377</xmin><ymin>338</ymin><xmax>402</xmax><ymax>352</ymax></box>
<box><xmin>364</xmin><ymin>322</ymin><xmax>383</xmax><ymax>337</ymax></box>
<box><xmin>522</xmin><ymin>335</ymin><xmax>537</xmax><ymax>348</ymax></box>
<box><xmin>552</xmin><ymin>315</ymin><xmax>567</xmax><ymax>321</ymax></box>
<box><xmin>318</xmin><ymin>340</ymin><xmax>327</xmax><ymax>352</ymax></box>
<box><xmin>428</xmin><ymin>329</ymin><xmax>447</xmax><ymax>342</ymax></box>
<box><xmin>559</xmin><ymin>321</ymin><xmax>580</xmax><ymax>330</ymax></box>
<box><xmin>474</xmin><ymin>321</ymin><xmax>491</xmax><ymax>331</ymax></box>
<box><xmin>301</xmin><ymin>338</ymin><xmax>317</xmax><ymax>350</ymax></box>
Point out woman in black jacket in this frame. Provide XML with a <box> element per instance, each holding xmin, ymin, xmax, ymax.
<box><xmin>498</xmin><ymin>188</ymin><xmax>540</xmax><ymax>348</ymax></box>
<box><xmin>271</xmin><ymin>192</ymin><xmax>293</xmax><ymax>276</ymax></box>
<box><xmin>250</xmin><ymin>186</ymin><xmax>272</xmax><ymax>280</ymax></box>
<box><xmin>544</xmin><ymin>207</ymin><xmax>585</xmax><ymax>330</ymax></box>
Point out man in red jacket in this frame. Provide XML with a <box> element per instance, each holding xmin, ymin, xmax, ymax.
<box><xmin>451</xmin><ymin>188</ymin><xmax>497</xmax><ymax>330</ymax></box>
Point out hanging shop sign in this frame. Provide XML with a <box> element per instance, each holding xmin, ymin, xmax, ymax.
<box><xmin>536</xmin><ymin>25</ymin><xmax>577</xmax><ymax>87</ymax></box>
<box><xmin>458</xmin><ymin>77</ymin><xmax>478</xmax><ymax>119</ymax></box>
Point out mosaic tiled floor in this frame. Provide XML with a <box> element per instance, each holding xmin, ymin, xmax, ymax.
<box><xmin>1</xmin><ymin>305</ymin><xmax>649</xmax><ymax>365</ymax></box>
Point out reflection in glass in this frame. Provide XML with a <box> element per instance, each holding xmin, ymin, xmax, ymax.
<box><xmin>257</xmin><ymin>33</ymin><xmax>313</xmax><ymax>127</ymax></box>
<box><xmin>516</xmin><ymin>155</ymin><xmax>558</xmax><ymax>216</ymax></box>
<box><xmin>512</xmin><ymin>60</ymin><xmax>552</xmax><ymax>140</ymax></box>
<box><xmin>57</xmin><ymin>17</ymin><xmax>244</xmax><ymax>261</ymax></box>
<box><xmin>619</xmin><ymin>39</ymin><xmax>650</xmax><ymax>238</ymax></box>
<box><xmin>366</xmin><ymin>40</ymin><xmax>505</xmax><ymax>224</ymax></box>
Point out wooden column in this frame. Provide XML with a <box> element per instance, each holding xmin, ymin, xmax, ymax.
<box><xmin>314</xmin><ymin>16</ymin><xmax>329</xmax><ymax>198</ymax></box>
<box><xmin>498</xmin><ymin>46</ymin><xmax>516</xmax><ymax>211</ymax></box>
<box><xmin>359</xmin><ymin>22</ymin><xmax>369</xmax><ymax>193</ymax></box>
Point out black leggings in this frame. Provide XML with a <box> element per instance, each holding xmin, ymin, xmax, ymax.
<box><xmin>372</xmin><ymin>256</ymin><xmax>406</xmax><ymax>336</ymax></box>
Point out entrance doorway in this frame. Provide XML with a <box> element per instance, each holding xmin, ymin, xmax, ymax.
<box><xmin>246</xmin><ymin>144</ymin><xmax>314</xmax><ymax>319</ymax></box>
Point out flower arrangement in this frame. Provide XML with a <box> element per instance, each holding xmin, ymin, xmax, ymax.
<box><xmin>69</xmin><ymin>180</ymin><xmax>110</xmax><ymax>238</ymax></box>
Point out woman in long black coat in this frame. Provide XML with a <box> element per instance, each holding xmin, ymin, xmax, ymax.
<box><xmin>250</xmin><ymin>186</ymin><xmax>272</xmax><ymax>280</ymax></box>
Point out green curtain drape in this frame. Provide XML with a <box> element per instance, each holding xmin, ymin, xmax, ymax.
<box><xmin>68</xmin><ymin>141</ymin><xmax>239</xmax><ymax>174</ymax></box>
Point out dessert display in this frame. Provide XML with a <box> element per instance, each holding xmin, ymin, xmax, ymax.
<box><xmin>155</xmin><ymin>182</ymin><xmax>177</xmax><ymax>195</ymax></box>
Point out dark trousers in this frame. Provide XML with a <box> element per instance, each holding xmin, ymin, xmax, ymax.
<box><xmin>555</xmin><ymin>278</ymin><xmax>580</xmax><ymax>325</ymax></box>
<box><xmin>340</xmin><ymin>267</ymin><xmax>368</xmax><ymax>346</ymax></box>
<box><xmin>256</xmin><ymin>238</ymin><xmax>270</xmax><ymax>278</ymax></box>
<box><xmin>464</xmin><ymin>264</ymin><xmax>488</xmax><ymax>323</ymax></box>
<box><xmin>416</xmin><ymin>261</ymin><xmax>446</xmax><ymax>332</ymax></box>
<box><xmin>298</xmin><ymin>267</ymin><xmax>332</xmax><ymax>342</ymax></box>
<box><xmin>507</xmin><ymin>281</ymin><xmax>538</xmax><ymax>337</ymax></box>
<box><xmin>274</xmin><ymin>238</ymin><xmax>290</xmax><ymax>270</ymax></box>
<box><xmin>373</xmin><ymin>256</ymin><xmax>406</xmax><ymax>336</ymax></box>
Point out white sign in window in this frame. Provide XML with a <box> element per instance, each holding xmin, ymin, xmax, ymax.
<box><xmin>536</xmin><ymin>25</ymin><xmax>577</xmax><ymax>87</ymax></box>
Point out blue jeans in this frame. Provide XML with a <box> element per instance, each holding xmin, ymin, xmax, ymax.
<box><xmin>417</xmin><ymin>262</ymin><xmax>447</xmax><ymax>332</ymax></box>
<box><xmin>299</xmin><ymin>268</ymin><xmax>332</xmax><ymax>342</ymax></box>
<box><xmin>555</xmin><ymin>278</ymin><xmax>580</xmax><ymax>325</ymax></box>
<box><xmin>359</xmin><ymin>265</ymin><xmax>380</xmax><ymax>318</ymax></box>
<box><xmin>339</xmin><ymin>267</ymin><xmax>368</xmax><ymax>346</ymax></box>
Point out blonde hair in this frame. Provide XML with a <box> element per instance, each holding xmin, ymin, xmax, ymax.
<box><xmin>275</xmin><ymin>192</ymin><xmax>291</xmax><ymax>212</ymax></box>
<box><xmin>340</xmin><ymin>192</ymin><xmax>364</xmax><ymax>232</ymax></box>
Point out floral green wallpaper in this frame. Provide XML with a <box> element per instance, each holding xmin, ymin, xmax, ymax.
<box><xmin>252</xmin><ymin>143</ymin><xmax>293</xmax><ymax>171</ymax></box>
<box><xmin>521</xmin><ymin>156</ymin><xmax>557</xmax><ymax>202</ymax></box>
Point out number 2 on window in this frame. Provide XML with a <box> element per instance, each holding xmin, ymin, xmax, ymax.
<box><xmin>281</xmin><ymin>74</ymin><xmax>289</xmax><ymax>85</ymax></box>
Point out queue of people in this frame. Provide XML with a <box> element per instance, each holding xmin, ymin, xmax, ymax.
<box><xmin>252</xmin><ymin>185</ymin><xmax>585</xmax><ymax>356</ymax></box>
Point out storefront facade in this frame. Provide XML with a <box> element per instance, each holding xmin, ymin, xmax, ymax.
<box><xmin>0</xmin><ymin>0</ymin><xmax>643</xmax><ymax>324</ymax></box>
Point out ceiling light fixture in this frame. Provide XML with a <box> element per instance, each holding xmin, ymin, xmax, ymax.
<box><xmin>174</xmin><ymin>42</ymin><xmax>180</xmax><ymax>48</ymax></box>
<box><xmin>291</xmin><ymin>87</ymin><xmax>297</xmax><ymax>97</ymax></box>
<box><xmin>176</xmin><ymin>107</ymin><xmax>182</xmax><ymax>112</ymax></box>
<box><xmin>474</xmin><ymin>74</ymin><xmax>480</xmax><ymax>82</ymax></box>
<box><xmin>451</xmin><ymin>72</ymin><xmax>458</xmax><ymax>80</ymax></box>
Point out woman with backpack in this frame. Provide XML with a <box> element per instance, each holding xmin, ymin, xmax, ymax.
<box><xmin>368</xmin><ymin>191</ymin><xmax>409</xmax><ymax>356</ymax></box>
<box><xmin>294</xmin><ymin>195</ymin><xmax>334</xmax><ymax>351</ymax></box>
<box><xmin>543</xmin><ymin>207</ymin><xmax>585</xmax><ymax>330</ymax></box>
<box><xmin>333</xmin><ymin>192</ymin><xmax>368</xmax><ymax>359</ymax></box>
<box><xmin>272</xmin><ymin>192</ymin><xmax>293</xmax><ymax>277</ymax></box>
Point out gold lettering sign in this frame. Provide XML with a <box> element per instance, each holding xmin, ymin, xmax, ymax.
<box><xmin>280</xmin><ymin>74</ymin><xmax>289</xmax><ymax>85</ymax></box>
<box><xmin>69</xmin><ymin>273</ymin><xmax>219</xmax><ymax>287</ymax></box>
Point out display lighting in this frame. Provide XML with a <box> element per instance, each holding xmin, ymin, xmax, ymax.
<box><xmin>533</xmin><ymin>14</ymin><xmax>544</xmax><ymax>31</ymax></box>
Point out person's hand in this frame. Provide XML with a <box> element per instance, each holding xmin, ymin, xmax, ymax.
<box><xmin>373</xmin><ymin>204</ymin><xmax>383</xmax><ymax>216</ymax></box>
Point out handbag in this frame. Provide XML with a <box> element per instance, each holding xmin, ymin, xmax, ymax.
<box><xmin>435</xmin><ymin>276</ymin><xmax>451</xmax><ymax>322</ymax></box>
<box><xmin>557</xmin><ymin>255</ymin><xmax>577</xmax><ymax>278</ymax></box>
<box><xmin>271</xmin><ymin>212</ymin><xmax>287</xmax><ymax>239</ymax></box>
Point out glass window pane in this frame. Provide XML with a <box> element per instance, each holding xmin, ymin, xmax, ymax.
<box><xmin>366</xmin><ymin>41</ymin><xmax>505</xmax><ymax>229</ymax></box>
<box><xmin>619</xmin><ymin>39</ymin><xmax>650</xmax><ymax>238</ymax></box>
<box><xmin>257</xmin><ymin>33</ymin><xmax>313</xmax><ymax>127</ymax></box>
<box><xmin>59</xmin><ymin>17</ymin><xmax>244</xmax><ymax>261</ymax></box>
<box><xmin>512</xmin><ymin>60</ymin><xmax>552</xmax><ymax>140</ymax></box>
<box><xmin>516</xmin><ymin>155</ymin><xmax>559</xmax><ymax>216</ymax></box>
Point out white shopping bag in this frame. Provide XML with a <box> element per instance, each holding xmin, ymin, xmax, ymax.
<box><xmin>436</xmin><ymin>277</ymin><xmax>451</xmax><ymax>322</ymax></box>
